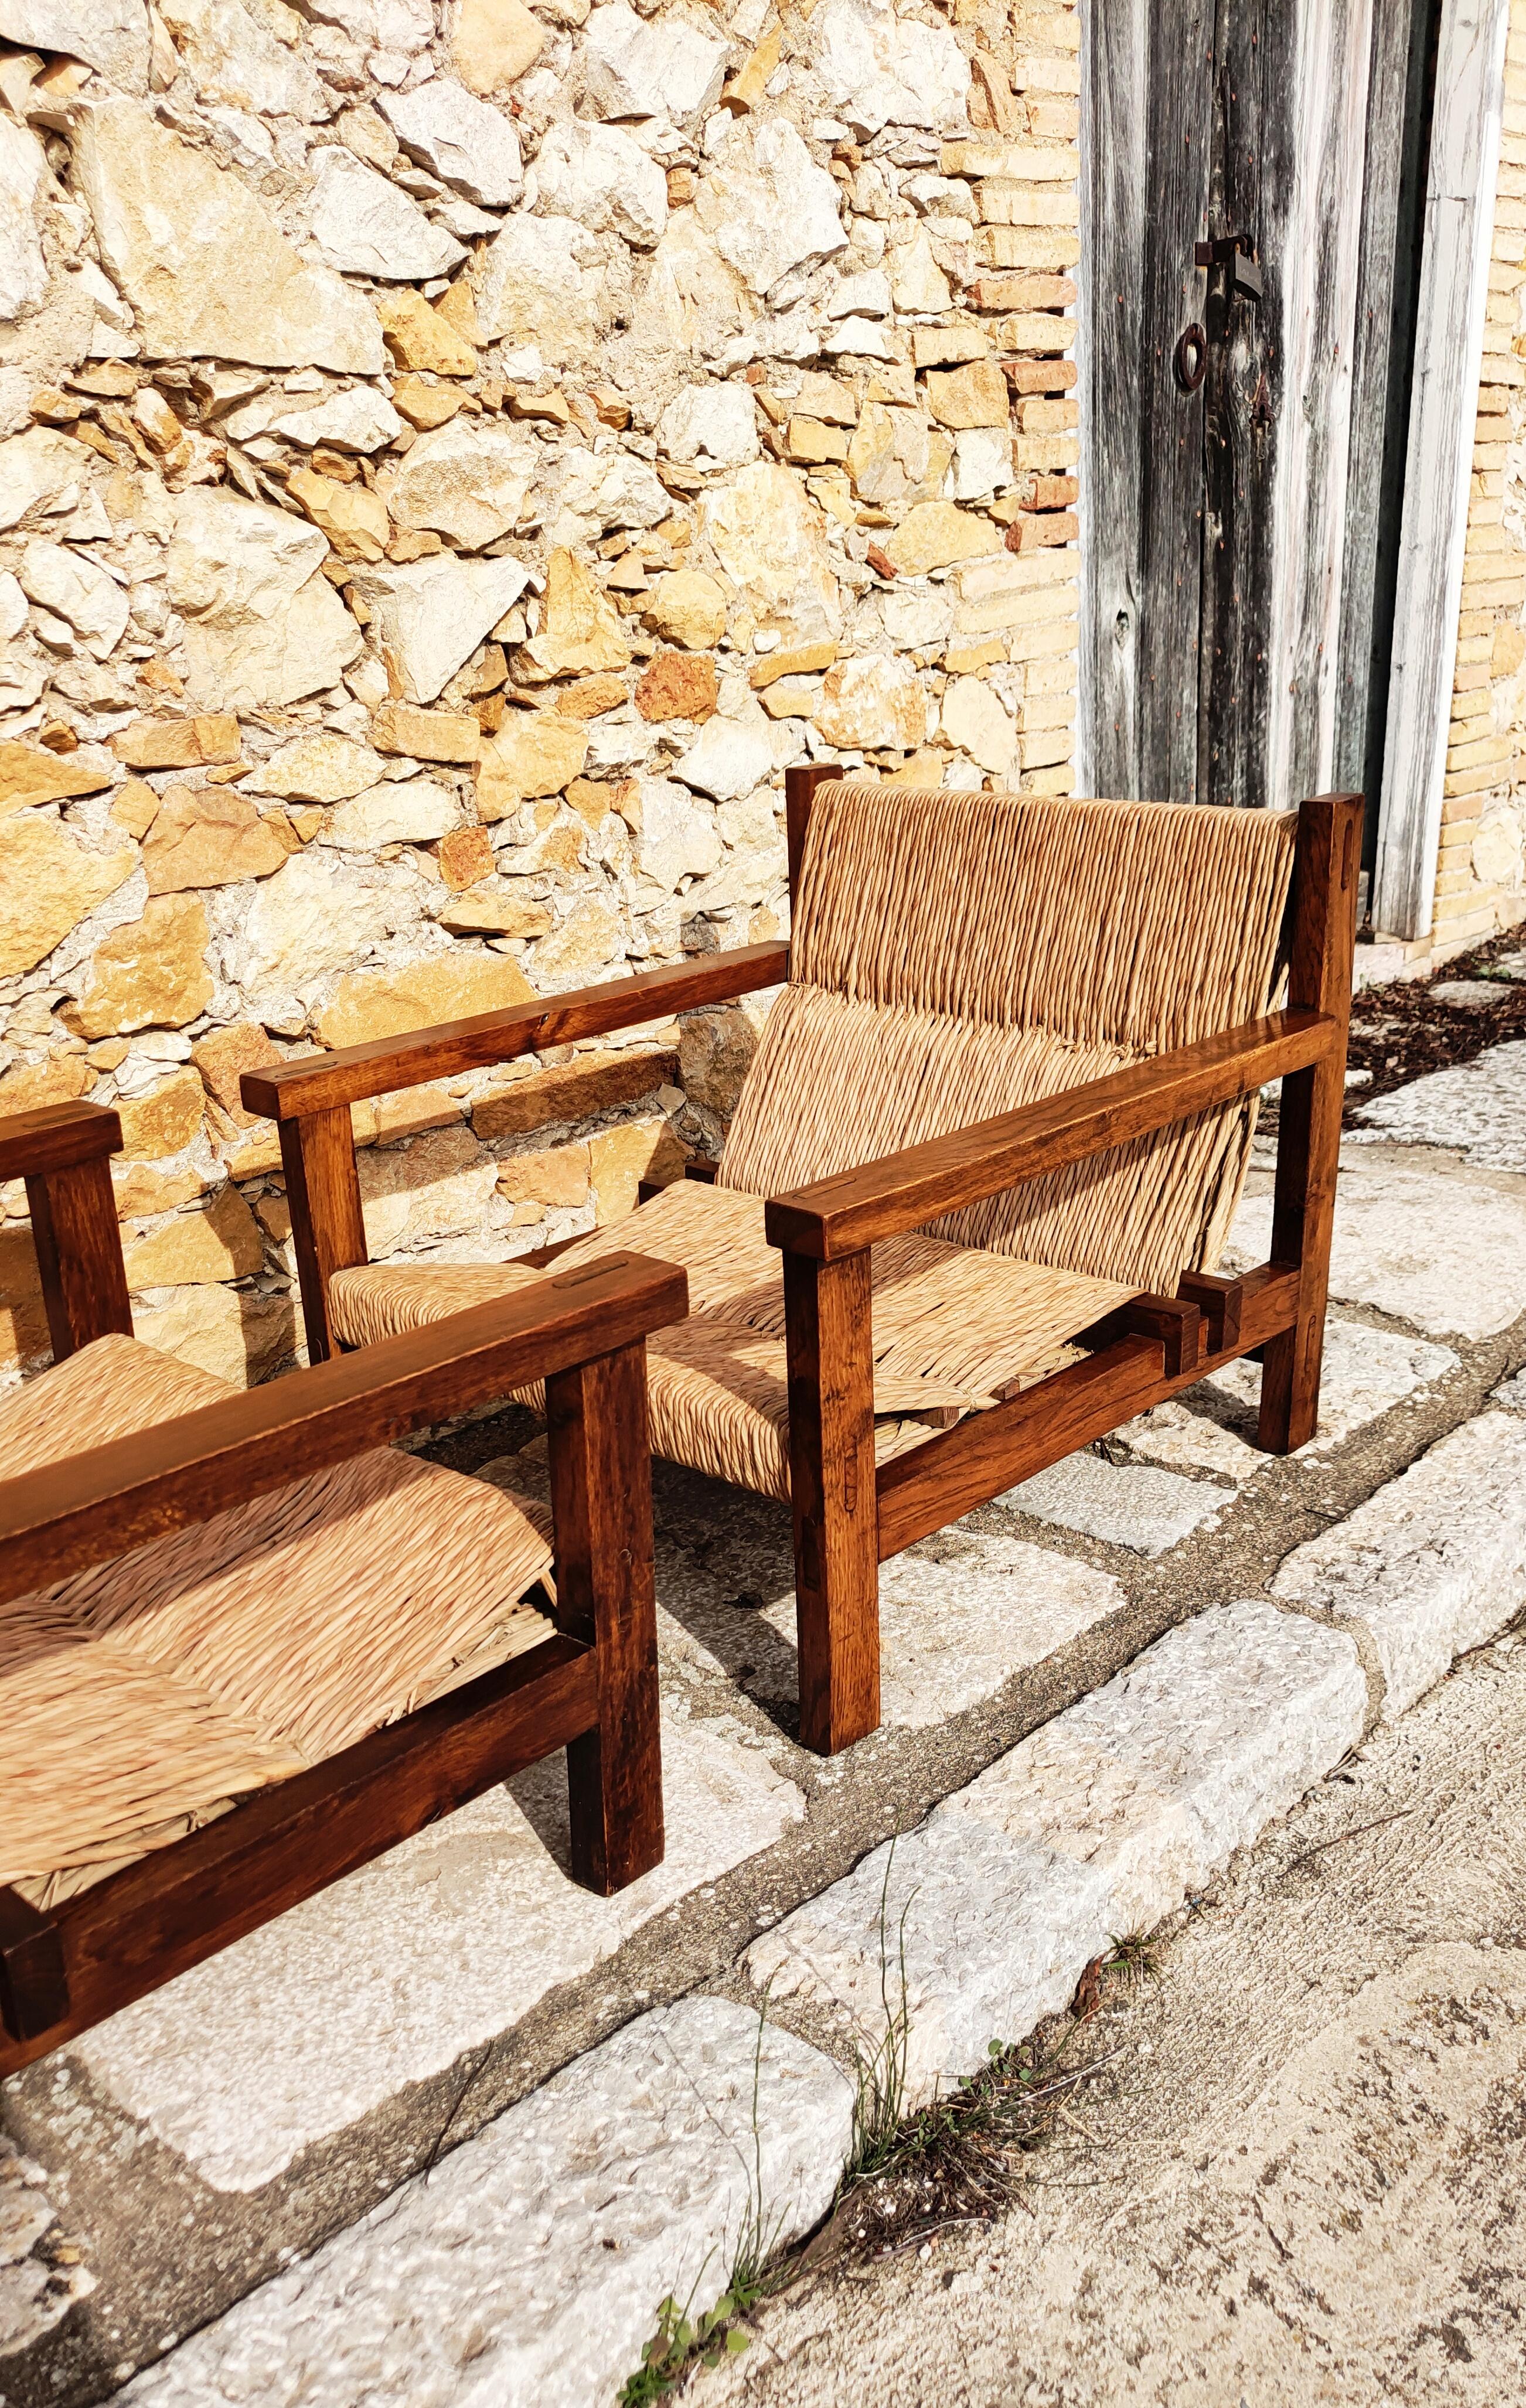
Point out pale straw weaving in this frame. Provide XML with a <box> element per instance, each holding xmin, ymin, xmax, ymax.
<box><xmin>329</xmin><ymin>788</ymin><xmax>1298</xmax><ymax>1503</ymax></box>
<box><xmin>1</xmin><ymin>1333</ymin><xmax>554</xmax><ymax>1906</ymax></box>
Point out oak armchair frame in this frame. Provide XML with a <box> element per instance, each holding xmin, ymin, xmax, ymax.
<box><xmin>250</xmin><ymin>773</ymin><xmax>1360</xmax><ymax>1759</ymax></box>
<box><xmin>0</xmin><ymin>1100</ymin><xmax>686</xmax><ymax>2075</ymax></box>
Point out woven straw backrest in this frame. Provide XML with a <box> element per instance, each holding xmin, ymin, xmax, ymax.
<box><xmin>720</xmin><ymin>785</ymin><xmax>1299</xmax><ymax>1291</ymax></box>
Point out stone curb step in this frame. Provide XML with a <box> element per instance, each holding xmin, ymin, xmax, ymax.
<box><xmin>118</xmin><ymin>1406</ymin><xmax>1526</xmax><ymax>2408</ymax></box>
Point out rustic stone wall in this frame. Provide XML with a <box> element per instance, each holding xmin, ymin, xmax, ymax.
<box><xmin>1434</xmin><ymin>0</ymin><xmax>1526</xmax><ymax>962</ymax></box>
<box><xmin>0</xmin><ymin>0</ymin><xmax>1079</xmax><ymax>1386</ymax></box>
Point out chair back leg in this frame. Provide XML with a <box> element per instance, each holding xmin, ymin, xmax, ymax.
<box><xmin>1258</xmin><ymin>792</ymin><xmax>1362</xmax><ymax>1453</ymax></box>
<box><xmin>784</xmin><ymin>1249</ymin><xmax>881</xmax><ymax>1754</ymax></box>
<box><xmin>547</xmin><ymin>1338</ymin><xmax>664</xmax><ymax>1893</ymax></box>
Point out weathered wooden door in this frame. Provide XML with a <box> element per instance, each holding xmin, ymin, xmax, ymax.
<box><xmin>1084</xmin><ymin>0</ymin><xmax>1434</xmax><ymax>816</ymax></box>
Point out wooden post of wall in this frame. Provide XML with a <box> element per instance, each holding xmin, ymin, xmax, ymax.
<box><xmin>1259</xmin><ymin>792</ymin><xmax>1362</xmax><ymax>1454</ymax></box>
<box><xmin>280</xmin><ymin>1109</ymin><xmax>368</xmax><ymax>1363</ymax></box>
<box><xmin>26</xmin><ymin>1157</ymin><xmax>132</xmax><ymax>1361</ymax></box>
<box><xmin>546</xmin><ymin>1338</ymin><xmax>664</xmax><ymax>1894</ymax></box>
<box><xmin>784</xmin><ymin>762</ymin><xmax>837</xmax><ymax>923</ymax></box>
<box><xmin>783</xmin><ymin>1247</ymin><xmax>880</xmax><ymax>1754</ymax></box>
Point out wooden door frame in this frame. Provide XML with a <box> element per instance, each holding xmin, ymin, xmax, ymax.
<box><xmin>1371</xmin><ymin>0</ymin><xmax>1510</xmax><ymax>941</ymax></box>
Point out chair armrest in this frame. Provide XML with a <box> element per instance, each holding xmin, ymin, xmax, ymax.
<box><xmin>240</xmin><ymin>943</ymin><xmax>790</xmax><ymax>1123</ymax></box>
<box><xmin>0</xmin><ymin>1100</ymin><xmax>123</xmax><ymax>1182</ymax></box>
<box><xmin>0</xmin><ymin>1250</ymin><xmax>687</xmax><ymax>1605</ymax></box>
<box><xmin>764</xmin><ymin>1009</ymin><xmax>1338</xmax><ymax>1261</ymax></box>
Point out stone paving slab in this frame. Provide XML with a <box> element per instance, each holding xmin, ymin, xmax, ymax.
<box><xmin>747</xmin><ymin>1603</ymin><xmax>1367</xmax><ymax>2102</ymax></box>
<box><xmin>117</xmin><ymin>2000</ymin><xmax>853</xmax><ymax>2408</ymax></box>
<box><xmin>1</xmin><ymin>2138</ymin><xmax>91</xmax><ymax>2356</ymax></box>
<box><xmin>1229</xmin><ymin>1157</ymin><xmax>1526</xmax><ymax>1340</ymax></box>
<box><xmin>997</xmin><ymin>1451</ymin><xmax>1231</xmax><ymax>1555</ymax></box>
<box><xmin>1350</xmin><ymin>1039</ymin><xmax>1526</xmax><ymax>1171</ymax></box>
<box><xmin>1115</xmin><ymin>1315</ymin><xmax>1459</xmax><ymax>1484</ymax></box>
<box><xmin>1494</xmin><ymin>1367</ymin><xmax>1526</xmax><ymax>1410</ymax></box>
<box><xmin>1272</xmin><ymin>1410</ymin><xmax>1526</xmax><ymax>1718</ymax></box>
<box><xmin>78</xmin><ymin>1710</ymin><xmax>804</xmax><ymax>2195</ymax></box>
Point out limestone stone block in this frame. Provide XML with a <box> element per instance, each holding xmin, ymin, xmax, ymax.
<box><xmin>521</xmin><ymin>547</ymin><xmax>629</xmax><ymax>678</ymax></box>
<box><xmin>815</xmin><ymin>651</ymin><xmax>926</xmax><ymax>752</ymax></box>
<box><xmin>132</xmin><ymin>1283</ymin><xmax>294</xmax><ymax>1388</ymax></box>
<box><xmin>557</xmin><ymin>676</ymin><xmax>630</xmax><ymax>724</ymax></box>
<box><xmin>584</xmin><ymin>1</ymin><xmax>727</xmax><ymax>122</ymax></box>
<box><xmin>1273</xmin><ymin>1410</ymin><xmax>1526</xmax><ymax>1718</ymax></box>
<box><xmin>372</xmin><ymin>702</ymin><xmax>481</xmax><ymax>764</ymax></box>
<box><xmin>813</xmin><ymin>0</ymin><xmax>972</xmax><ymax>137</ymax></box>
<box><xmin>696</xmin><ymin>119</ymin><xmax>846</xmax><ymax>295</ymax></box>
<box><xmin>73</xmin><ymin>101</ymin><xmax>384</xmax><ymax>372</ymax></box>
<box><xmin>116</xmin><ymin>1066</ymin><xmax>206</xmax><ymax>1160</ymax></box>
<box><xmin>286</xmin><ymin>466</ymin><xmax>389</xmax><ymax>566</ymax></box>
<box><xmin>656</xmin><ymin>382</ymin><xmax>760</xmax><ymax>469</ymax></box>
<box><xmin>632</xmin><ymin>776</ymin><xmax>721</xmax><ymax>890</ymax></box>
<box><xmin>191</xmin><ymin>1021</ymin><xmax>280</xmax><ymax>1128</ymax></box>
<box><xmin>123</xmin><ymin>1185</ymin><xmax>264</xmax><ymax>1290</ymax></box>
<box><xmin>246</xmin><ymin>732</ymin><xmax>387</xmax><ymax>805</ymax></box>
<box><xmin>476</xmin><ymin>714</ymin><xmax>590</xmax><ymax>818</ymax></box>
<box><xmin>268</xmin><ymin>390</ymin><xmax>403</xmax><ymax>455</ymax></box>
<box><xmin>642</xmin><ymin>567</ymin><xmax>727</xmax><ymax>650</ymax></box>
<box><xmin>304</xmin><ymin>145</ymin><xmax>464</xmax><ymax>283</ymax></box>
<box><xmin>890</xmin><ymin>221</ymin><xmax>954</xmax><ymax>311</ymax></box>
<box><xmin>472</xmin><ymin>213</ymin><xmax>604</xmax><ymax>359</ymax></box>
<box><xmin>700</xmin><ymin>462</ymin><xmax>840</xmax><ymax>647</ymax></box>
<box><xmin>314</xmin><ymin>953</ymin><xmax>533</xmax><ymax>1050</ymax></box>
<box><xmin>0</xmin><ymin>0</ymin><xmax>149</xmax><ymax>87</ymax></box>
<box><xmin>436</xmin><ymin>888</ymin><xmax>550</xmax><ymax>939</ymax></box>
<box><xmin>452</xmin><ymin>0</ymin><xmax>544</xmax><ymax>92</ymax></box>
<box><xmin>0</xmin><ymin>737</ymin><xmax>114</xmax><ymax>811</ymax></box>
<box><xmin>942</xmin><ymin>670</ymin><xmax>1016</xmax><ymax>772</ymax></box>
<box><xmin>0</xmin><ymin>1053</ymin><xmax>93</xmax><ymax>1115</ymax></box>
<box><xmin>532</xmin><ymin>896</ymin><xmax>624</xmax><ymax>986</ymax></box>
<box><xmin>230</xmin><ymin>851</ymin><xmax>397</xmax><ymax>1000</ymax></box>
<box><xmin>166</xmin><ymin>489</ymin><xmax>362</xmax><ymax>712</ymax></box>
<box><xmin>357</xmin><ymin>1120</ymin><xmax>498</xmax><ymax>1254</ymax></box>
<box><xmin>923</xmin><ymin>358</ymin><xmax>1010</xmax><ymax>429</ymax></box>
<box><xmin>1002</xmin><ymin>1449</ymin><xmax>1229</xmax><ymax>1557</ymax></box>
<box><xmin>634</xmin><ymin>649</ymin><xmax>718</xmax><ymax>724</ymax></box>
<box><xmin>883</xmin><ymin>499</ymin><xmax>1002</xmax><ymax>575</ymax></box>
<box><xmin>472</xmin><ymin>1046</ymin><xmax>677</xmax><ymax>1139</ymax></box>
<box><xmin>18</xmin><ymin>538</ymin><xmax>128</xmax><ymax>657</ymax></box>
<box><xmin>535</xmin><ymin>118</ymin><xmax>667</xmax><ymax>249</ymax></box>
<box><xmin>679</xmin><ymin>999</ymin><xmax>767</xmax><ymax>1114</ymax></box>
<box><xmin>347</xmin><ymin>554</ymin><xmax>529</xmax><ymax>704</ymax></box>
<box><xmin>556</xmin><ymin>446</ymin><xmax>670</xmax><ymax>534</ymax></box>
<box><xmin>143</xmin><ymin>789</ymin><xmax>291</xmax><ymax>895</ymax></box>
<box><xmin>590</xmin><ymin>1114</ymin><xmax>681</xmax><ymax>1217</ymax></box>
<box><xmin>371</xmin><ymin>288</ymin><xmax>477</xmax><ymax>378</ymax></box>
<box><xmin>114</xmin><ymin>715</ymin><xmax>240</xmax><ymax>773</ymax></box>
<box><xmin>325</xmin><ymin>778</ymin><xmax>459</xmax><ymax>850</ymax></box>
<box><xmin>436</xmin><ymin>825</ymin><xmax>495</xmax><ymax>890</ymax></box>
<box><xmin>0</xmin><ymin>117</ymin><xmax>50</xmax><ymax>325</ymax></box>
<box><xmin>69</xmin><ymin>896</ymin><xmax>212</xmax><ymax>1039</ymax></box>
<box><xmin>0</xmin><ymin>816</ymin><xmax>134</xmax><ymax>979</ymax></box>
<box><xmin>378</xmin><ymin>417</ymin><xmax>538</xmax><ymax>551</ymax></box>
<box><xmin>0</xmin><ymin>427</ymin><xmax>87</xmax><ymax>534</ymax></box>
<box><xmin>496</xmin><ymin>1142</ymin><xmax>590</xmax><ymax>1208</ymax></box>
<box><xmin>380</xmin><ymin>79</ymin><xmax>522</xmax><ymax>208</ymax></box>
<box><xmin>159</xmin><ymin>0</ymin><xmax>325</xmax><ymax>118</ymax></box>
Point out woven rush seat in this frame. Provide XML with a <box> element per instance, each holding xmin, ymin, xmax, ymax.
<box><xmin>331</xmin><ymin>1179</ymin><xmax>1137</xmax><ymax>1500</ymax></box>
<box><xmin>1</xmin><ymin>1332</ymin><xmax>554</xmax><ymax>1911</ymax></box>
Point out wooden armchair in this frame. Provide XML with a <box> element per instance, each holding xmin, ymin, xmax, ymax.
<box><xmin>251</xmin><ymin>775</ymin><xmax>1359</xmax><ymax>1759</ymax></box>
<box><xmin>0</xmin><ymin>1099</ymin><xmax>684</xmax><ymax>2076</ymax></box>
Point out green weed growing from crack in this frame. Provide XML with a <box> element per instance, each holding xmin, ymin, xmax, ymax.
<box><xmin>618</xmin><ymin>1998</ymin><xmax>785</xmax><ymax>2402</ymax></box>
<box><xmin>844</xmin><ymin>1837</ymin><xmax>917</xmax><ymax>2182</ymax></box>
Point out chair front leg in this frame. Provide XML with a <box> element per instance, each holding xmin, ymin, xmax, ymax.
<box><xmin>546</xmin><ymin>1337</ymin><xmax>664</xmax><ymax>1894</ymax></box>
<box><xmin>782</xmin><ymin>1247</ymin><xmax>880</xmax><ymax>1754</ymax></box>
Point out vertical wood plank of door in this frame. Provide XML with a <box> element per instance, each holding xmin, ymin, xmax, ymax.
<box><xmin>784</xmin><ymin>1247</ymin><xmax>880</xmax><ymax>1756</ymax></box>
<box><xmin>279</xmin><ymin>1108</ymin><xmax>367</xmax><ymax>1363</ymax></box>
<box><xmin>1259</xmin><ymin>791</ymin><xmax>1362</xmax><ymax>1452</ymax></box>
<box><xmin>546</xmin><ymin>1339</ymin><xmax>663</xmax><ymax>1894</ymax></box>
<box><xmin>25</xmin><ymin>1157</ymin><xmax>133</xmax><ymax>1360</ymax></box>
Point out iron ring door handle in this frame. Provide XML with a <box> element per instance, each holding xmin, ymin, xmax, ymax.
<box><xmin>1174</xmin><ymin>323</ymin><xmax>1207</xmax><ymax>393</ymax></box>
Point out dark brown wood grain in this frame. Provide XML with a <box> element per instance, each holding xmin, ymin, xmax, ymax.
<box><xmin>1177</xmin><ymin>1267</ymin><xmax>1244</xmax><ymax>1352</ymax></box>
<box><xmin>1259</xmin><ymin>793</ymin><xmax>1361</xmax><ymax>1451</ymax></box>
<box><xmin>784</xmin><ymin>1247</ymin><xmax>880</xmax><ymax>1755</ymax></box>
<box><xmin>876</xmin><ymin>1262</ymin><xmax>1301</xmax><ymax>1560</ymax></box>
<box><xmin>0</xmin><ymin>1889</ymin><xmax>69</xmax><ymax>2047</ymax></box>
<box><xmin>1081</xmin><ymin>1291</ymin><xmax>1204</xmax><ymax>1378</ymax></box>
<box><xmin>765</xmin><ymin>1009</ymin><xmax>1336</xmax><ymax>1261</ymax></box>
<box><xmin>241</xmin><ymin>944</ymin><xmax>790</xmax><ymax>1122</ymax></box>
<box><xmin>0</xmin><ymin>1253</ymin><xmax>688</xmax><ymax>1605</ymax></box>
<box><xmin>785</xmin><ymin>763</ymin><xmax>838</xmax><ymax>920</ymax></box>
<box><xmin>26</xmin><ymin>1154</ymin><xmax>132</xmax><ymax>1360</ymax></box>
<box><xmin>0</xmin><ymin>1099</ymin><xmax>124</xmax><ymax>1182</ymax></box>
<box><xmin>548</xmin><ymin>1339</ymin><xmax>663</xmax><ymax>1894</ymax></box>
<box><xmin>0</xmin><ymin>1638</ymin><xmax>597</xmax><ymax>2071</ymax></box>
<box><xmin>279</xmin><ymin>1107</ymin><xmax>369</xmax><ymax>1363</ymax></box>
